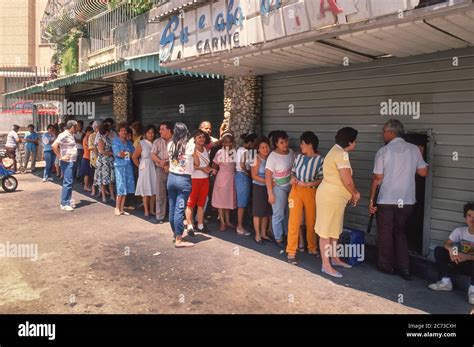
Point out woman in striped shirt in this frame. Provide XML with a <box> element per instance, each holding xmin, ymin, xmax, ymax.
<box><xmin>286</xmin><ymin>131</ymin><xmax>324</xmax><ymax>265</ymax></box>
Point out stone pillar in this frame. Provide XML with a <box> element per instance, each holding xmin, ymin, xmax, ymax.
<box><xmin>113</xmin><ymin>71</ymin><xmax>133</xmax><ymax>125</ymax></box>
<box><xmin>222</xmin><ymin>76</ymin><xmax>262</xmax><ymax>143</ymax></box>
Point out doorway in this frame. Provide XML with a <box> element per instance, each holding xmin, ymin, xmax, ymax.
<box><xmin>403</xmin><ymin>131</ymin><xmax>432</xmax><ymax>255</ymax></box>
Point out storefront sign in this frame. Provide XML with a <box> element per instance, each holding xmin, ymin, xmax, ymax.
<box><xmin>158</xmin><ymin>0</ymin><xmax>419</xmax><ymax>62</ymax></box>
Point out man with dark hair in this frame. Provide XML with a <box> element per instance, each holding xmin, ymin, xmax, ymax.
<box><xmin>23</xmin><ymin>124</ymin><xmax>39</xmax><ymax>172</ymax></box>
<box><xmin>52</xmin><ymin>120</ymin><xmax>78</xmax><ymax>212</ymax></box>
<box><xmin>369</xmin><ymin>119</ymin><xmax>428</xmax><ymax>280</ymax></box>
<box><xmin>429</xmin><ymin>202</ymin><xmax>474</xmax><ymax>304</ymax></box>
<box><xmin>5</xmin><ymin>124</ymin><xmax>22</xmax><ymax>172</ymax></box>
<box><xmin>151</xmin><ymin>122</ymin><xmax>174</xmax><ymax>224</ymax></box>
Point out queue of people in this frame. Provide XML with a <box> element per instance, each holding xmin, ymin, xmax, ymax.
<box><xmin>45</xmin><ymin>117</ymin><xmax>473</xmax><ymax>303</ymax></box>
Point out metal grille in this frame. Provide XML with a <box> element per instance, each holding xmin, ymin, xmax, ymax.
<box><xmin>87</xmin><ymin>0</ymin><xmax>169</xmax><ymax>53</ymax></box>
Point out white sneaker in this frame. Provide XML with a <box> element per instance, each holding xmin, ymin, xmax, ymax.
<box><xmin>42</xmin><ymin>178</ymin><xmax>47</xmax><ymax>182</ymax></box>
<box><xmin>468</xmin><ymin>285</ymin><xmax>474</xmax><ymax>305</ymax></box>
<box><xmin>428</xmin><ymin>278</ymin><xmax>453</xmax><ymax>291</ymax></box>
<box><xmin>60</xmin><ymin>205</ymin><xmax>74</xmax><ymax>212</ymax></box>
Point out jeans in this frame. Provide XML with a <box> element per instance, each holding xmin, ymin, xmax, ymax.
<box><xmin>434</xmin><ymin>246</ymin><xmax>474</xmax><ymax>285</ymax></box>
<box><xmin>43</xmin><ymin>150</ymin><xmax>56</xmax><ymax>179</ymax></box>
<box><xmin>60</xmin><ymin>160</ymin><xmax>74</xmax><ymax>206</ymax></box>
<box><xmin>24</xmin><ymin>147</ymin><xmax>37</xmax><ymax>171</ymax></box>
<box><xmin>271</xmin><ymin>184</ymin><xmax>291</xmax><ymax>241</ymax></box>
<box><xmin>167</xmin><ymin>173</ymin><xmax>192</xmax><ymax>237</ymax></box>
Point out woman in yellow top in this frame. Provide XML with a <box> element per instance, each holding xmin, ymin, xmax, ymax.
<box><xmin>315</xmin><ymin>127</ymin><xmax>360</xmax><ymax>278</ymax></box>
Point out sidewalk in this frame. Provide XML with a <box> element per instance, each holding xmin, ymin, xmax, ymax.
<box><xmin>0</xmin><ymin>172</ymin><xmax>472</xmax><ymax>314</ymax></box>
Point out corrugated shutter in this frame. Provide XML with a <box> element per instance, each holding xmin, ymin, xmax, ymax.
<box><xmin>262</xmin><ymin>47</ymin><xmax>474</xmax><ymax>258</ymax></box>
<box><xmin>69</xmin><ymin>94</ymin><xmax>113</xmax><ymax>124</ymax></box>
<box><xmin>135</xmin><ymin>77</ymin><xmax>224</xmax><ymax>138</ymax></box>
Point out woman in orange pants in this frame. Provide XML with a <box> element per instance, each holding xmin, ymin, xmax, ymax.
<box><xmin>286</xmin><ymin>131</ymin><xmax>324</xmax><ymax>265</ymax></box>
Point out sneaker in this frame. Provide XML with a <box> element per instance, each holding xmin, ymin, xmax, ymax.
<box><xmin>468</xmin><ymin>285</ymin><xmax>474</xmax><ymax>305</ymax></box>
<box><xmin>428</xmin><ymin>278</ymin><xmax>453</xmax><ymax>291</ymax></box>
<box><xmin>156</xmin><ymin>219</ymin><xmax>164</xmax><ymax>224</ymax></box>
<box><xmin>60</xmin><ymin>205</ymin><xmax>74</xmax><ymax>212</ymax></box>
<box><xmin>47</xmin><ymin>177</ymin><xmax>54</xmax><ymax>182</ymax></box>
<box><xmin>187</xmin><ymin>225</ymin><xmax>195</xmax><ymax>237</ymax></box>
<box><xmin>197</xmin><ymin>225</ymin><xmax>210</xmax><ymax>234</ymax></box>
<box><xmin>42</xmin><ymin>178</ymin><xmax>47</xmax><ymax>182</ymax></box>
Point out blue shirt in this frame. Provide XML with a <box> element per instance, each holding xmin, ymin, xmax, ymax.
<box><xmin>292</xmin><ymin>154</ymin><xmax>324</xmax><ymax>183</ymax></box>
<box><xmin>24</xmin><ymin>131</ymin><xmax>39</xmax><ymax>151</ymax></box>
<box><xmin>252</xmin><ymin>156</ymin><xmax>267</xmax><ymax>186</ymax></box>
<box><xmin>112</xmin><ymin>137</ymin><xmax>134</xmax><ymax>167</ymax></box>
<box><xmin>42</xmin><ymin>132</ymin><xmax>55</xmax><ymax>152</ymax></box>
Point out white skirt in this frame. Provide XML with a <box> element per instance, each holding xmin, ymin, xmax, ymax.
<box><xmin>135</xmin><ymin>158</ymin><xmax>157</xmax><ymax>196</ymax></box>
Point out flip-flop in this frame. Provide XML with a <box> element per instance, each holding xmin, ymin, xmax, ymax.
<box><xmin>254</xmin><ymin>239</ymin><xmax>264</xmax><ymax>245</ymax></box>
<box><xmin>175</xmin><ymin>241</ymin><xmax>194</xmax><ymax>248</ymax></box>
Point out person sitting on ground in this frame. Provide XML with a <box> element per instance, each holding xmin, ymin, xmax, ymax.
<box><xmin>428</xmin><ymin>202</ymin><xmax>474</xmax><ymax>304</ymax></box>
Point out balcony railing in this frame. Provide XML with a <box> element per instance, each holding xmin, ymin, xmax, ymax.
<box><xmin>86</xmin><ymin>0</ymin><xmax>169</xmax><ymax>54</ymax></box>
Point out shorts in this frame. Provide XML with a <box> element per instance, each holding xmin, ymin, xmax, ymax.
<box><xmin>187</xmin><ymin>177</ymin><xmax>209</xmax><ymax>208</ymax></box>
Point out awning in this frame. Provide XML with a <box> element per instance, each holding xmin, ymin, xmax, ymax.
<box><xmin>3</xmin><ymin>54</ymin><xmax>221</xmax><ymax>99</ymax></box>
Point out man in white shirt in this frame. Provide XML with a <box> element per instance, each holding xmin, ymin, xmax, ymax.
<box><xmin>428</xmin><ymin>202</ymin><xmax>474</xmax><ymax>304</ymax></box>
<box><xmin>369</xmin><ymin>119</ymin><xmax>428</xmax><ymax>280</ymax></box>
<box><xmin>151</xmin><ymin>122</ymin><xmax>173</xmax><ymax>223</ymax></box>
<box><xmin>52</xmin><ymin>120</ymin><xmax>78</xmax><ymax>212</ymax></box>
<box><xmin>5</xmin><ymin>124</ymin><xmax>22</xmax><ymax>172</ymax></box>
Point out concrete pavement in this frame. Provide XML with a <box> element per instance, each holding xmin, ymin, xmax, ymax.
<box><xmin>0</xmin><ymin>172</ymin><xmax>472</xmax><ymax>314</ymax></box>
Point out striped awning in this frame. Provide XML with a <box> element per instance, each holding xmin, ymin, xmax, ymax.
<box><xmin>3</xmin><ymin>54</ymin><xmax>221</xmax><ymax>99</ymax></box>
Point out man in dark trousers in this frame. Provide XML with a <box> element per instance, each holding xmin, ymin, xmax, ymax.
<box><xmin>369</xmin><ymin>119</ymin><xmax>428</xmax><ymax>280</ymax></box>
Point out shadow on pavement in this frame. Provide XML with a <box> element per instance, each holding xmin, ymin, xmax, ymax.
<box><xmin>28</xmin><ymin>169</ymin><xmax>471</xmax><ymax>313</ymax></box>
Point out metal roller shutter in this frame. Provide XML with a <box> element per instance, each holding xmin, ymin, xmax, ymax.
<box><xmin>135</xmin><ymin>76</ymin><xmax>224</xmax><ymax>139</ymax></box>
<box><xmin>262</xmin><ymin>47</ymin><xmax>474</xmax><ymax>257</ymax></box>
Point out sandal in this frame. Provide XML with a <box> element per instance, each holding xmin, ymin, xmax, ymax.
<box><xmin>287</xmin><ymin>257</ymin><xmax>297</xmax><ymax>265</ymax></box>
<box><xmin>236</xmin><ymin>228</ymin><xmax>251</xmax><ymax>236</ymax></box>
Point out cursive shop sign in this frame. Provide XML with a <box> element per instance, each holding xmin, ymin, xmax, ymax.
<box><xmin>158</xmin><ymin>0</ymin><xmax>420</xmax><ymax>62</ymax></box>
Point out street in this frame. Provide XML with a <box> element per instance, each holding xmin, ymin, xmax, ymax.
<box><xmin>0</xmin><ymin>172</ymin><xmax>471</xmax><ymax>314</ymax></box>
